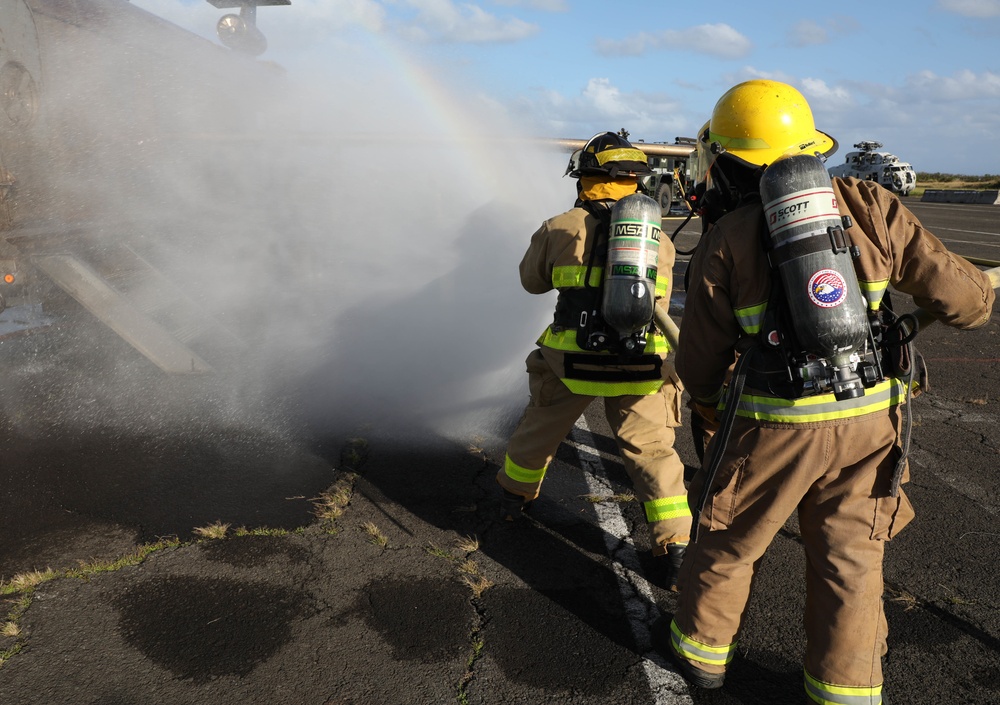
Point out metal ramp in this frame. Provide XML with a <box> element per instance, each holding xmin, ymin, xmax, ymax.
<box><xmin>20</xmin><ymin>236</ymin><xmax>245</xmax><ymax>375</ymax></box>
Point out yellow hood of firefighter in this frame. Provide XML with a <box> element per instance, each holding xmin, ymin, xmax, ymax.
<box><xmin>579</xmin><ymin>176</ymin><xmax>638</xmax><ymax>203</ymax></box>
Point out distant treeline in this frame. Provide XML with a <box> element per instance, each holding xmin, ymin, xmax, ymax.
<box><xmin>917</xmin><ymin>172</ymin><xmax>1000</xmax><ymax>188</ymax></box>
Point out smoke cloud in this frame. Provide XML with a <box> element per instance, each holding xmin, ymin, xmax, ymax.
<box><xmin>1</xmin><ymin>3</ymin><xmax>572</xmax><ymax>449</ymax></box>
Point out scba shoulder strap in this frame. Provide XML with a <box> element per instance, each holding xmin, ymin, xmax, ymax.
<box><xmin>744</xmin><ymin>206</ymin><xmax>809</xmax><ymax>398</ymax></box>
<box><xmin>549</xmin><ymin>202</ymin><xmax>608</xmax><ymax>343</ymax></box>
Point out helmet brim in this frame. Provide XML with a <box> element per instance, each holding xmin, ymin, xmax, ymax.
<box><xmin>718</xmin><ymin>129</ymin><xmax>838</xmax><ymax>168</ymax></box>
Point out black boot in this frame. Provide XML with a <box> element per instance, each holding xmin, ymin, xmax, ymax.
<box><xmin>500</xmin><ymin>490</ymin><xmax>531</xmax><ymax>522</ymax></box>
<box><xmin>668</xmin><ymin>648</ymin><xmax>726</xmax><ymax>689</ymax></box>
<box><xmin>664</xmin><ymin>542</ymin><xmax>687</xmax><ymax>592</ymax></box>
<box><xmin>650</xmin><ymin>617</ymin><xmax>725</xmax><ymax>689</ymax></box>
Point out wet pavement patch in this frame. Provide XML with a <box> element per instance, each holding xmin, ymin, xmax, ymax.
<box><xmin>113</xmin><ymin>575</ymin><xmax>308</xmax><ymax>681</ymax></box>
<box><xmin>198</xmin><ymin>535</ymin><xmax>310</xmax><ymax>566</ymax></box>
<box><xmin>361</xmin><ymin>576</ymin><xmax>470</xmax><ymax>664</ymax></box>
<box><xmin>481</xmin><ymin>585</ymin><xmax>637</xmax><ymax>695</ymax></box>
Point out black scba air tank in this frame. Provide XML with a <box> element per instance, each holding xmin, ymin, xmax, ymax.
<box><xmin>760</xmin><ymin>154</ymin><xmax>869</xmax><ymax>400</ymax></box>
<box><xmin>602</xmin><ymin>193</ymin><xmax>662</xmax><ymax>352</ymax></box>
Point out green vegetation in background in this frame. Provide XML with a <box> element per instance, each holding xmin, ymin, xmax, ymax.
<box><xmin>916</xmin><ymin>173</ymin><xmax>1000</xmax><ymax>185</ymax></box>
<box><xmin>909</xmin><ymin>173</ymin><xmax>1000</xmax><ymax>198</ymax></box>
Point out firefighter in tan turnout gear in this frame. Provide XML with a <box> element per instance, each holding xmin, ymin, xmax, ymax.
<box><xmin>665</xmin><ymin>80</ymin><xmax>995</xmax><ymax>704</ymax></box>
<box><xmin>497</xmin><ymin>131</ymin><xmax>691</xmax><ymax>590</ymax></box>
<box><xmin>661</xmin><ymin>80</ymin><xmax>994</xmax><ymax>705</ymax></box>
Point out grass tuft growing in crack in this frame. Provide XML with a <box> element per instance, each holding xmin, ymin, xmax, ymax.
<box><xmin>426</xmin><ymin>540</ymin><xmax>494</xmax><ymax>598</ymax></box>
<box><xmin>63</xmin><ymin>539</ymin><xmax>181</xmax><ymax>580</ymax></box>
<box><xmin>456</xmin><ymin>629</ymin><xmax>485</xmax><ymax>704</ymax></box>
<box><xmin>0</xmin><ymin>436</ymin><xmax>373</xmax><ymax>670</ymax></box>
<box><xmin>0</xmin><ymin>569</ymin><xmax>58</xmax><ymax>595</ymax></box>
<box><xmin>0</xmin><ymin>538</ymin><xmax>181</xmax><ymax>669</ymax></box>
<box><xmin>361</xmin><ymin>521</ymin><xmax>388</xmax><ymax>547</ymax></box>
<box><xmin>312</xmin><ymin>471</ymin><xmax>358</xmax><ymax>534</ymax></box>
<box><xmin>233</xmin><ymin>526</ymin><xmax>292</xmax><ymax>537</ymax></box>
<box><xmin>461</xmin><ymin>573</ymin><xmax>493</xmax><ymax>599</ymax></box>
<box><xmin>886</xmin><ymin>585</ymin><xmax>919</xmax><ymax>611</ymax></box>
<box><xmin>424</xmin><ymin>543</ymin><xmax>455</xmax><ymax>561</ymax></box>
<box><xmin>194</xmin><ymin>521</ymin><xmax>230</xmax><ymax>539</ymax></box>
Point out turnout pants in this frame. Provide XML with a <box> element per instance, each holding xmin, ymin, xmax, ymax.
<box><xmin>670</xmin><ymin>411</ymin><xmax>914</xmax><ymax>704</ymax></box>
<box><xmin>498</xmin><ymin>349</ymin><xmax>691</xmax><ymax>549</ymax></box>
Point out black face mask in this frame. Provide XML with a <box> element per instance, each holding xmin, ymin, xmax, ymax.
<box><xmin>700</xmin><ymin>156</ymin><xmax>765</xmax><ymax>226</ymax></box>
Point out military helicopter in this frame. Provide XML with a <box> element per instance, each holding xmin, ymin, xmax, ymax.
<box><xmin>827</xmin><ymin>140</ymin><xmax>917</xmax><ymax>196</ymax></box>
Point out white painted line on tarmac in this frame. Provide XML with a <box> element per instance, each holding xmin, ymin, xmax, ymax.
<box><xmin>572</xmin><ymin>415</ymin><xmax>694</xmax><ymax>704</ymax></box>
<box><xmin>935</xmin><ymin>232</ymin><xmax>1000</xmax><ymax>245</ymax></box>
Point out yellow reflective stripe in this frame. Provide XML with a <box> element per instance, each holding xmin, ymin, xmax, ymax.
<box><xmin>734</xmin><ymin>301</ymin><xmax>767</xmax><ymax>335</ymax></box>
<box><xmin>596</xmin><ymin>147</ymin><xmax>648</xmax><ymax>165</ymax></box>
<box><xmin>729</xmin><ymin>379</ymin><xmax>906</xmax><ymax>423</ymax></box>
<box><xmin>503</xmin><ymin>454</ymin><xmax>546</xmax><ymax>484</ymax></box>
<box><xmin>804</xmin><ymin>670</ymin><xmax>882</xmax><ymax>705</ymax></box>
<box><xmin>552</xmin><ymin>266</ymin><xmax>602</xmax><ymax>289</ymax></box>
<box><xmin>539</xmin><ymin>328</ymin><xmax>583</xmax><ymax>351</ymax></box>
<box><xmin>562</xmin><ymin>378</ymin><xmax>664</xmax><ymax>396</ymax></box>
<box><xmin>644</xmin><ymin>495</ymin><xmax>691</xmax><ymax>522</ymax></box>
<box><xmin>655</xmin><ymin>271</ymin><xmax>669</xmax><ymax>297</ymax></box>
<box><xmin>670</xmin><ymin>620</ymin><xmax>736</xmax><ymax>666</ymax></box>
<box><xmin>551</xmin><ymin>266</ymin><xmax>668</xmax><ymax>295</ymax></box>
<box><xmin>858</xmin><ymin>278</ymin><xmax>888</xmax><ymax>311</ymax></box>
<box><xmin>708</xmin><ymin>131</ymin><xmax>772</xmax><ymax>151</ymax></box>
<box><xmin>540</xmin><ymin>328</ymin><xmax>670</xmax><ymax>354</ymax></box>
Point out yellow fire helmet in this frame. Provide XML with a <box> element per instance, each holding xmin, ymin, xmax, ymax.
<box><xmin>708</xmin><ymin>79</ymin><xmax>837</xmax><ymax>167</ymax></box>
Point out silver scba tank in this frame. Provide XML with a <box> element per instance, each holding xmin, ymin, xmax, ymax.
<box><xmin>603</xmin><ymin>193</ymin><xmax>661</xmax><ymax>350</ymax></box>
<box><xmin>760</xmin><ymin>154</ymin><xmax>869</xmax><ymax>399</ymax></box>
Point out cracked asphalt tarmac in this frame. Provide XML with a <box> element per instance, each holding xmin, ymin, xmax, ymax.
<box><xmin>2</xmin><ymin>202</ymin><xmax>999</xmax><ymax>705</ymax></box>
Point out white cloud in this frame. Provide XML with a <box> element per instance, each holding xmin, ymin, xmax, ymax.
<box><xmin>277</xmin><ymin>0</ymin><xmax>387</xmax><ymax>32</ymax></box>
<box><xmin>595</xmin><ymin>23</ymin><xmax>752</xmax><ymax>60</ymax></box>
<box><xmin>722</xmin><ymin>66</ymin><xmax>798</xmax><ymax>87</ymax></box>
<box><xmin>902</xmin><ymin>68</ymin><xmax>1000</xmax><ymax>100</ymax></box>
<box><xmin>800</xmin><ymin>77</ymin><xmax>853</xmax><ymax>104</ymax></box>
<box><xmin>788</xmin><ymin>19</ymin><xmax>829</xmax><ymax>47</ymax></box>
<box><xmin>393</xmin><ymin>0</ymin><xmax>539</xmax><ymax>43</ymax></box>
<box><xmin>937</xmin><ymin>0</ymin><xmax>1000</xmax><ymax>17</ymax></box>
<box><xmin>793</xmin><ymin>70</ymin><xmax>1000</xmax><ymax>173</ymax></box>
<box><xmin>514</xmin><ymin>78</ymin><xmax>690</xmax><ymax>142</ymax></box>
<box><xmin>491</xmin><ymin>0</ymin><xmax>569</xmax><ymax>10</ymax></box>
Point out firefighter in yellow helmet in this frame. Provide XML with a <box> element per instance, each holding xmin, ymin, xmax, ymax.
<box><xmin>663</xmin><ymin>80</ymin><xmax>994</xmax><ymax>703</ymax></box>
<box><xmin>498</xmin><ymin>131</ymin><xmax>691</xmax><ymax>591</ymax></box>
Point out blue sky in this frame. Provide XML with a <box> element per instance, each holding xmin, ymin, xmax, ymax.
<box><xmin>131</xmin><ymin>0</ymin><xmax>1000</xmax><ymax>174</ymax></box>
